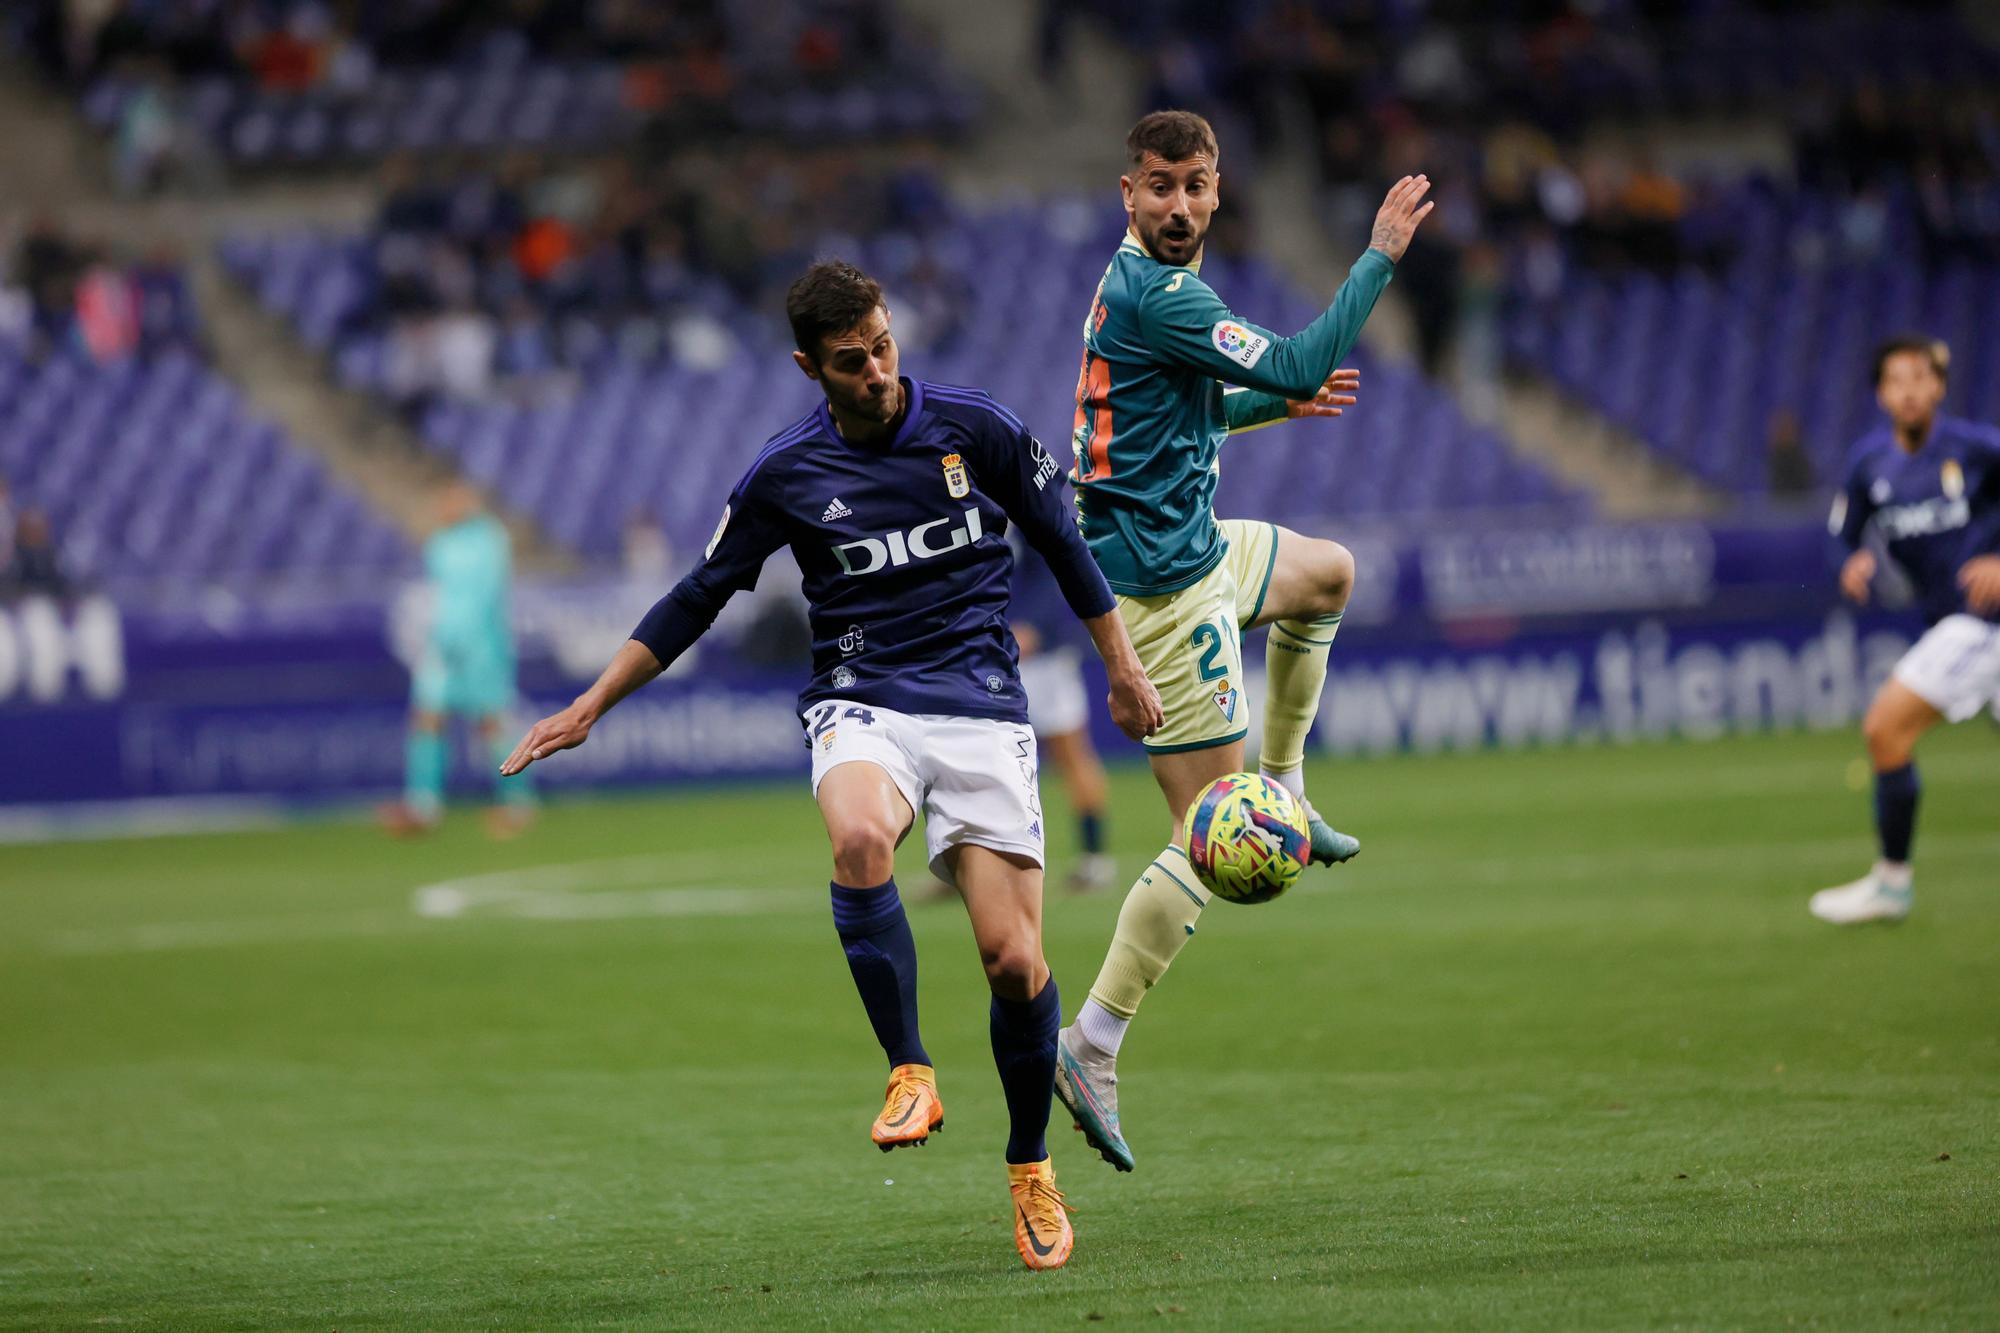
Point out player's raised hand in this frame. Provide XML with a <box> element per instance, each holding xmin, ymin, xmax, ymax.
<box><xmin>500</xmin><ymin>702</ymin><xmax>596</xmax><ymax>775</ymax></box>
<box><xmin>1106</xmin><ymin>667</ymin><xmax>1166</xmax><ymax>742</ymax></box>
<box><xmin>1957</xmin><ymin>554</ymin><xmax>2000</xmax><ymax>614</ymax></box>
<box><xmin>1286</xmin><ymin>367</ymin><xmax>1361</xmax><ymax>420</ymax></box>
<box><xmin>1839</xmin><ymin>549</ymin><xmax>1877</xmax><ymax>604</ymax></box>
<box><xmin>1368</xmin><ymin>175</ymin><xmax>1434</xmax><ymax>263</ymax></box>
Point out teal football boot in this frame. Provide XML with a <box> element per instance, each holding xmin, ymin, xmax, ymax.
<box><xmin>1301</xmin><ymin>796</ymin><xmax>1361</xmax><ymax>866</ymax></box>
<box><xmin>1054</xmin><ymin>1027</ymin><xmax>1134</xmax><ymax>1172</ymax></box>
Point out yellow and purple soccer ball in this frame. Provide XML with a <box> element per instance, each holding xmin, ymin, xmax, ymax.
<box><xmin>1182</xmin><ymin>772</ymin><xmax>1311</xmax><ymax>904</ymax></box>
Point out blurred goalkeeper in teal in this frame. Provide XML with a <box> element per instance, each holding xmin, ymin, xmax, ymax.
<box><xmin>382</xmin><ymin>481</ymin><xmax>535</xmax><ymax>837</ymax></box>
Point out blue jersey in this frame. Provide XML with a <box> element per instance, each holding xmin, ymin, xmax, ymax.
<box><xmin>1831</xmin><ymin>413</ymin><xmax>2000</xmax><ymax>624</ymax></box>
<box><xmin>634</xmin><ymin>379</ymin><xmax>1116</xmax><ymax>722</ymax></box>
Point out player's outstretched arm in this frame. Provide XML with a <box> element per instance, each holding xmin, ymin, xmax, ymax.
<box><xmin>501</xmin><ymin>640</ymin><xmax>661</xmax><ymax>775</ymax></box>
<box><xmin>1958</xmin><ymin>449</ymin><xmax>2000</xmax><ymax>612</ymax></box>
<box><xmin>1285</xmin><ymin>367</ymin><xmax>1361</xmax><ymax>421</ymax></box>
<box><xmin>1224</xmin><ymin>367</ymin><xmax>1360</xmax><ymax>435</ymax></box>
<box><xmin>1139</xmin><ymin>179</ymin><xmax>1431</xmax><ymax>401</ymax></box>
<box><xmin>502</xmin><ymin>464</ymin><xmax>783</xmax><ymax>776</ymax></box>
<box><xmin>1368</xmin><ymin>174</ymin><xmax>1435</xmax><ymax>263</ymax></box>
<box><xmin>1082</xmin><ymin>609</ymin><xmax>1164</xmax><ymax>741</ymax></box>
<box><xmin>1839</xmin><ymin>550</ymin><xmax>1877</xmax><ymax>605</ymax></box>
<box><xmin>1958</xmin><ymin>555</ymin><xmax>2000</xmax><ymax>614</ymax></box>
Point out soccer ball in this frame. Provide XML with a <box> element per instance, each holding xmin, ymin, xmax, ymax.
<box><xmin>1182</xmin><ymin>772</ymin><xmax>1310</xmax><ymax>905</ymax></box>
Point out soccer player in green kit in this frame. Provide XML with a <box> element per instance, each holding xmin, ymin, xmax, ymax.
<box><xmin>1054</xmin><ymin>111</ymin><xmax>1433</xmax><ymax>1171</ymax></box>
<box><xmin>380</xmin><ymin>480</ymin><xmax>535</xmax><ymax>837</ymax></box>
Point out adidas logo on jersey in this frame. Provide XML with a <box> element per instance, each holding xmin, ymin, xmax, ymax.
<box><xmin>821</xmin><ymin>498</ymin><xmax>854</xmax><ymax>522</ymax></box>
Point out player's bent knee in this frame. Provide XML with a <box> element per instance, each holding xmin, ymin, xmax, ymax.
<box><xmin>980</xmin><ymin>940</ymin><xmax>1045</xmax><ymax>1000</ymax></box>
<box><xmin>1861</xmin><ymin>700</ymin><xmax>1924</xmax><ymax>770</ymax></box>
<box><xmin>1321</xmin><ymin>541</ymin><xmax>1355</xmax><ymax>601</ymax></box>
<box><xmin>826</xmin><ymin>820</ymin><xmax>899</xmax><ymax>885</ymax></box>
<box><xmin>1294</xmin><ymin>539</ymin><xmax>1353</xmax><ymax>618</ymax></box>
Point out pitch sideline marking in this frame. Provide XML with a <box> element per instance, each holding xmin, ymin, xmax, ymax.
<box><xmin>35</xmin><ymin>855</ymin><xmax>818</xmax><ymax>956</ymax></box>
<box><xmin>411</xmin><ymin>854</ymin><xmax>818</xmax><ymax>922</ymax></box>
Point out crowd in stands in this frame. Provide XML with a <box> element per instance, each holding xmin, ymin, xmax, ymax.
<box><xmin>1055</xmin><ymin>0</ymin><xmax>2000</xmax><ymax>385</ymax></box>
<box><xmin>11</xmin><ymin>0</ymin><xmax>970</xmax><ymax>183</ymax></box>
<box><xmin>225</xmin><ymin>142</ymin><xmax>961</xmax><ymax>409</ymax></box>
<box><xmin>1</xmin><ymin>217</ymin><xmax>201</xmax><ymax>361</ymax></box>
<box><xmin>0</xmin><ymin>222</ymin><xmax>406</xmax><ymax>595</ymax></box>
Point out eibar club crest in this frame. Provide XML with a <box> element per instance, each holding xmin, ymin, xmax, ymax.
<box><xmin>1212</xmin><ymin>681</ymin><xmax>1238</xmax><ymax>723</ymax></box>
<box><xmin>941</xmin><ymin>452</ymin><xmax>970</xmax><ymax>499</ymax></box>
<box><xmin>1942</xmin><ymin>459</ymin><xmax>1965</xmax><ymax>499</ymax></box>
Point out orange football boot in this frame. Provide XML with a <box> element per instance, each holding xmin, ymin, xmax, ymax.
<box><xmin>1008</xmin><ymin>1158</ymin><xmax>1075</xmax><ymax>1270</ymax></box>
<box><xmin>871</xmin><ymin>1063</ymin><xmax>943</xmax><ymax>1151</ymax></box>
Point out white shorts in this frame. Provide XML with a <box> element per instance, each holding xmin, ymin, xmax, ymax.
<box><xmin>1892</xmin><ymin>614</ymin><xmax>2000</xmax><ymax>723</ymax></box>
<box><xmin>1019</xmin><ymin>648</ymin><xmax>1089</xmax><ymax>736</ymax></box>
<box><xmin>803</xmin><ymin>699</ymin><xmax>1043</xmax><ymax>886</ymax></box>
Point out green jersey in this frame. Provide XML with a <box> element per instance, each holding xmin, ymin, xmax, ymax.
<box><xmin>1070</xmin><ymin>234</ymin><xmax>1395</xmax><ymax>595</ymax></box>
<box><xmin>424</xmin><ymin>513</ymin><xmax>512</xmax><ymax>652</ymax></box>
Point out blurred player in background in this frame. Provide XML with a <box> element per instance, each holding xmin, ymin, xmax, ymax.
<box><xmin>380</xmin><ymin>481</ymin><xmax>534</xmax><ymax>837</ymax></box>
<box><xmin>1055</xmin><ymin>110</ymin><xmax>1431</xmax><ymax>1172</ymax></box>
<box><xmin>1012</xmin><ymin>620</ymin><xmax>1117</xmax><ymax>892</ymax></box>
<box><xmin>986</xmin><ymin>537</ymin><xmax>1118</xmax><ymax>895</ymax></box>
<box><xmin>499</xmin><ymin>261</ymin><xmax>1163</xmax><ymax>1270</ymax></box>
<box><xmin>1813</xmin><ymin>337</ymin><xmax>2000</xmax><ymax>924</ymax></box>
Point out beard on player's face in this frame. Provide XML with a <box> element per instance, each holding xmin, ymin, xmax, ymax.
<box><xmin>1878</xmin><ymin>359</ymin><xmax>1944</xmax><ymax>434</ymax></box>
<box><xmin>816</xmin><ymin>313</ymin><xmax>903</xmax><ymax>423</ymax></box>
<box><xmin>1140</xmin><ymin>211</ymin><xmax>1206</xmax><ymax>264</ymax></box>
<box><xmin>826</xmin><ymin>361</ymin><xmax>901</xmax><ymax>423</ymax></box>
<box><xmin>1127</xmin><ymin>154</ymin><xmax>1217</xmax><ymax>266</ymax></box>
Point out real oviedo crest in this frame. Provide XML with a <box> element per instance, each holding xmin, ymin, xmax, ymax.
<box><xmin>941</xmin><ymin>453</ymin><xmax>970</xmax><ymax>499</ymax></box>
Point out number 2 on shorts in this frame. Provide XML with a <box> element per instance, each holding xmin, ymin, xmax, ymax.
<box><xmin>1190</xmin><ymin>621</ymin><xmax>1228</xmax><ymax>682</ymax></box>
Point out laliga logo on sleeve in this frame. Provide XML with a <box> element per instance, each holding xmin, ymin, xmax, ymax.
<box><xmin>941</xmin><ymin>452</ymin><xmax>971</xmax><ymax>499</ymax></box>
<box><xmin>705</xmin><ymin>504</ymin><xmax>731</xmax><ymax>559</ymax></box>
<box><xmin>1210</xmin><ymin>321</ymin><xmax>1269</xmax><ymax>369</ymax></box>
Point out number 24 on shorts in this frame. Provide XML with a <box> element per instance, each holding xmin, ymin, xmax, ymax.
<box><xmin>807</xmin><ymin>704</ymin><xmax>878</xmax><ymax>744</ymax></box>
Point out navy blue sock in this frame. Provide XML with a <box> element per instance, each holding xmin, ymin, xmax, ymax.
<box><xmin>830</xmin><ymin>880</ymin><xmax>929</xmax><ymax>1069</ymax></box>
<box><xmin>990</xmin><ymin>976</ymin><xmax>1062</xmax><ymax>1165</ymax></box>
<box><xmin>1078</xmin><ymin>811</ymin><xmax>1104</xmax><ymax>855</ymax></box>
<box><xmin>1874</xmin><ymin>763</ymin><xmax>1920</xmax><ymax>864</ymax></box>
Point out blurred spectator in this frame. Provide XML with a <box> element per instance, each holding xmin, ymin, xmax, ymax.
<box><xmin>21</xmin><ymin>0</ymin><xmax>969</xmax><ymax>173</ymax></box>
<box><xmin>621</xmin><ymin>513</ymin><xmax>672</xmax><ymax>582</ymax></box>
<box><xmin>75</xmin><ymin>258</ymin><xmax>140</xmax><ymax>361</ymax></box>
<box><xmin>16</xmin><ymin>214</ymin><xmax>81</xmax><ymax>344</ymax></box>
<box><xmin>5</xmin><ymin>510</ymin><xmax>69</xmax><ymax>601</ymax></box>
<box><xmin>7</xmin><ymin>218</ymin><xmax>199</xmax><ymax>357</ymax></box>
<box><xmin>0</xmin><ymin>476</ymin><xmax>15</xmax><ymax>556</ymax></box>
<box><xmin>1766</xmin><ymin>411</ymin><xmax>1815</xmax><ymax>501</ymax></box>
<box><xmin>313</xmin><ymin>145</ymin><xmax>952</xmax><ymax>401</ymax></box>
<box><xmin>1058</xmin><ymin>0</ymin><xmax>2000</xmax><ymax>327</ymax></box>
<box><xmin>1452</xmin><ymin>241</ymin><xmax>1504</xmax><ymax>423</ymax></box>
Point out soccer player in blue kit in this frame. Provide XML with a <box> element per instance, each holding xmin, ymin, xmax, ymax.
<box><xmin>1812</xmin><ymin>336</ymin><xmax>2000</xmax><ymax>924</ymax></box>
<box><xmin>501</xmin><ymin>261</ymin><xmax>1163</xmax><ymax>1270</ymax></box>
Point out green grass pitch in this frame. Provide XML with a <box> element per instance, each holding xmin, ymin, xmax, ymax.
<box><xmin>3</xmin><ymin>726</ymin><xmax>1996</xmax><ymax>1330</ymax></box>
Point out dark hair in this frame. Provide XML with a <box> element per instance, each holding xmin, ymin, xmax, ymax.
<box><xmin>787</xmin><ymin>260</ymin><xmax>885</xmax><ymax>362</ymax></box>
<box><xmin>1872</xmin><ymin>334</ymin><xmax>1949</xmax><ymax>386</ymax></box>
<box><xmin>1126</xmin><ymin>110</ymin><xmax>1219</xmax><ymax>170</ymax></box>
